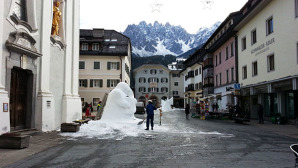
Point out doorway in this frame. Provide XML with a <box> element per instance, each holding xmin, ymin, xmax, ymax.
<box><xmin>10</xmin><ymin>67</ymin><xmax>32</xmax><ymax>130</ymax></box>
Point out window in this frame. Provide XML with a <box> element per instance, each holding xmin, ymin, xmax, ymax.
<box><xmin>215</xmin><ymin>55</ymin><xmax>218</xmax><ymax>66</ymax></box>
<box><xmin>266</xmin><ymin>17</ymin><xmax>274</xmax><ymax>35</ymax></box>
<box><xmin>107</xmin><ymin>79</ymin><xmax>120</xmax><ymax>87</ymax></box>
<box><xmin>139</xmin><ymin>87</ymin><xmax>146</xmax><ymax>92</ymax></box>
<box><xmin>81</xmin><ymin>43</ymin><xmax>88</xmax><ymax>50</ymax></box>
<box><xmin>159</xmin><ymin>70</ymin><xmax>163</xmax><ymax>74</ymax></box>
<box><xmin>231</xmin><ymin>67</ymin><xmax>234</xmax><ymax>81</ymax></box>
<box><xmin>267</xmin><ymin>54</ymin><xmax>275</xmax><ymax>72</ymax></box>
<box><xmin>143</xmin><ymin>70</ymin><xmax>147</xmax><ymax>74</ymax></box>
<box><xmin>104</xmin><ymin>39</ymin><xmax>110</xmax><ymax>41</ymax></box>
<box><xmin>219</xmin><ymin>53</ymin><xmax>222</xmax><ymax>64</ymax></box>
<box><xmin>242</xmin><ymin>66</ymin><xmax>247</xmax><ymax>79</ymax></box>
<box><xmin>172</xmin><ymin>91</ymin><xmax>178</xmax><ymax>95</ymax></box>
<box><xmin>242</xmin><ymin>37</ymin><xmax>246</xmax><ymax>50</ymax></box>
<box><xmin>79</xmin><ymin>61</ymin><xmax>85</xmax><ymax>69</ymax></box>
<box><xmin>174</xmin><ymin>82</ymin><xmax>179</xmax><ymax>86</ymax></box>
<box><xmin>216</xmin><ymin>75</ymin><xmax>218</xmax><ymax>86</ymax></box>
<box><xmin>252</xmin><ymin>61</ymin><xmax>258</xmax><ymax>76</ymax></box>
<box><xmin>231</xmin><ymin>42</ymin><xmax>234</xmax><ymax>57</ymax></box>
<box><xmin>92</xmin><ymin>43</ymin><xmax>99</xmax><ymax>51</ymax></box>
<box><xmin>13</xmin><ymin>0</ymin><xmax>27</xmax><ymax>21</ymax></box>
<box><xmin>111</xmin><ymin>39</ymin><xmax>117</xmax><ymax>42</ymax></box>
<box><xmin>251</xmin><ymin>29</ymin><xmax>257</xmax><ymax>45</ymax></box>
<box><xmin>148</xmin><ymin>77</ymin><xmax>158</xmax><ymax>83</ymax></box>
<box><xmin>226</xmin><ymin>69</ymin><xmax>229</xmax><ymax>83</ymax></box>
<box><xmin>93</xmin><ymin>98</ymin><xmax>100</xmax><ymax>107</ymax></box>
<box><xmin>161</xmin><ymin>78</ymin><xmax>168</xmax><ymax>83</ymax></box>
<box><xmin>79</xmin><ymin>79</ymin><xmax>88</xmax><ymax>87</ymax></box>
<box><xmin>199</xmin><ymin>67</ymin><xmax>201</xmax><ymax>74</ymax></box>
<box><xmin>219</xmin><ymin>73</ymin><xmax>222</xmax><ymax>85</ymax></box>
<box><xmin>90</xmin><ymin>79</ymin><xmax>103</xmax><ymax>87</ymax></box>
<box><xmin>172</xmin><ymin>74</ymin><xmax>180</xmax><ymax>77</ymax></box>
<box><xmin>109</xmin><ymin>45</ymin><xmax>116</xmax><ymax>49</ymax></box>
<box><xmin>149</xmin><ymin>88</ymin><xmax>158</xmax><ymax>93</ymax></box>
<box><xmin>107</xmin><ymin>62</ymin><xmax>119</xmax><ymax>70</ymax></box>
<box><xmin>139</xmin><ymin>77</ymin><xmax>146</xmax><ymax>83</ymax></box>
<box><xmin>161</xmin><ymin>87</ymin><xmax>168</xmax><ymax>92</ymax></box>
<box><xmin>226</xmin><ymin>47</ymin><xmax>229</xmax><ymax>60</ymax></box>
<box><xmin>150</xmin><ymin>69</ymin><xmax>157</xmax><ymax>74</ymax></box>
<box><xmin>195</xmin><ymin>69</ymin><xmax>198</xmax><ymax>76</ymax></box>
<box><xmin>94</xmin><ymin>61</ymin><xmax>100</xmax><ymax>69</ymax></box>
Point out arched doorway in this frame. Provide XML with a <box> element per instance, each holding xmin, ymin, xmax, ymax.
<box><xmin>149</xmin><ymin>95</ymin><xmax>158</xmax><ymax>107</ymax></box>
<box><xmin>138</xmin><ymin>96</ymin><xmax>146</xmax><ymax>107</ymax></box>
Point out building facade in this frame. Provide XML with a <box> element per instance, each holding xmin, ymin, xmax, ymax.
<box><xmin>181</xmin><ymin>52</ymin><xmax>203</xmax><ymax>107</ymax></box>
<box><xmin>236</xmin><ymin>0</ymin><xmax>298</xmax><ymax>120</ymax></box>
<box><xmin>202</xmin><ymin>12</ymin><xmax>242</xmax><ymax>112</ymax></box>
<box><xmin>133</xmin><ymin>64</ymin><xmax>170</xmax><ymax>107</ymax></box>
<box><xmin>0</xmin><ymin>0</ymin><xmax>81</xmax><ymax>135</ymax></box>
<box><xmin>168</xmin><ymin>59</ymin><xmax>185</xmax><ymax>108</ymax></box>
<box><xmin>79</xmin><ymin>29</ymin><xmax>132</xmax><ymax>111</ymax></box>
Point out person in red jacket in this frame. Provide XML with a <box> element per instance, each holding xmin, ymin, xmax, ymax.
<box><xmin>85</xmin><ymin>104</ymin><xmax>91</xmax><ymax>117</ymax></box>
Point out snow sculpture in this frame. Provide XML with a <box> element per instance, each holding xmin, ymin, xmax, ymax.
<box><xmin>160</xmin><ymin>97</ymin><xmax>173</xmax><ymax>112</ymax></box>
<box><xmin>101</xmin><ymin>82</ymin><xmax>137</xmax><ymax>122</ymax></box>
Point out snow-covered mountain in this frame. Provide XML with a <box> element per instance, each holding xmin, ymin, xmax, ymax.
<box><xmin>122</xmin><ymin>21</ymin><xmax>220</xmax><ymax>57</ymax></box>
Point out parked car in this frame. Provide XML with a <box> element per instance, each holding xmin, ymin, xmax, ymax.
<box><xmin>135</xmin><ymin>102</ymin><xmax>145</xmax><ymax>114</ymax></box>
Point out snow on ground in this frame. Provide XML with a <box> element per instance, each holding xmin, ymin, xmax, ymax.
<box><xmin>61</xmin><ymin>82</ymin><xmax>232</xmax><ymax>140</ymax></box>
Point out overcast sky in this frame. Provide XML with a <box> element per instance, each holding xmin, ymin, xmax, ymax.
<box><xmin>80</xmin><ymin>0</ymin><xmax>248</xmax><ymax>34</ymax></box>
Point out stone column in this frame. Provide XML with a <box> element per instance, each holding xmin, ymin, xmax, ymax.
<box><xmin>0</xmin><ymin>0</ymin><xmax>10</xmax><ymax>135</ymax></box>
<box><xmin>35</xmin><ymin>0</ymin><xmax>55</xmax><ymax>131</ymax></box>
<box><xmin>62</xmin><ymin>0</ymin><xmax>82</xmax><ymax>123</ymax></box>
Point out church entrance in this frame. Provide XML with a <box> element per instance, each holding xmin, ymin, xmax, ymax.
<box><xmin>10</xmin><ymin>67</ymin><xmax>33</xmax><ymax>130</ymax></box>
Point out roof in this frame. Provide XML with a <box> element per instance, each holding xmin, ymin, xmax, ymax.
<box><xmin>80</xmin><ymin>29</ymin><xmax>131</xmax><ymax>56</ymax></box>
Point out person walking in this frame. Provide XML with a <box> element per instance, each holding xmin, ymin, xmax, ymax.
<box><xmin>185</xmin><ymin>104</ymin><xmax>190</xmax><ymax>119</ymax></box>
<box><xmin>257</xmin><ymin>103</ymin><xmax>264</xmax><ymax>124</ymax></box>
<box><xmin>145</xmin><ymin>100</ymin><xmax>157</xmax><ymax>130</ymax></box>
<box><xmin>97</xmin><ymin>101</ymin><xmax>101</xmax><ymax>113</ymax></box>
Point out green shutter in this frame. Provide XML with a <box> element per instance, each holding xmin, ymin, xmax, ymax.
<box><xmin>100</xmin><ymin>79</ymin><xmax>103</xmax><ymax>87</ymax></box>
<box><xmin>90</xmin><ymin>79</ymin><xmax>93</xmax><ymax>87</ymax></box>
<box><xmin>107</xmin><ymin>79</ymin><xmax>110</xmax><ymax>87</ymax></box>
<box><xmin>107</xmin><ymin>62</ymin><xmax>111</xmax><ymax>70</ymax></box>
<box><xmin>117</xmin><ymin>62</ymin><xmax>120</xmax><ymax>70</ymax></box>
<box><xmin>84</xmin><ymin>79</ymin><xmax>88</xmax><ymax>87</ymax></box>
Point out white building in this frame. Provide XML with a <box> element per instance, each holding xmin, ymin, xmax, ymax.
<box><xmin>235</xmin><ymin>0</ymin><xmax>298</xmax><ymax>119</ymax></box>
<box><xmin>0</xmin><ymin>0</ymin><xmax>81</xmax><ymax>135</ymax></box>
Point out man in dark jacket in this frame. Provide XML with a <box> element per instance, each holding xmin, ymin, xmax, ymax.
<box><xmin>145</xmin><ymin>100</ymin><xmax>157</xmax><ymax>130</ymax></box>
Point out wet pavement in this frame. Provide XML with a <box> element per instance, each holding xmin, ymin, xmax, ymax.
<box><xmin>2</xmin><ymin>109</ymin><xmax>298</xmax><ymax>168</ymax></box>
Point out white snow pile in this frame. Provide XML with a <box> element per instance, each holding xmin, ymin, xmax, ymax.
<box><xmin>61</xmin><ymin>82</ymin><xmax>232</xmax><ymax>140</ymax></box>
<box><xmin>160</xmin><ymin>97</ymin><xmax>173</xmax><ymax>112</ymax></box>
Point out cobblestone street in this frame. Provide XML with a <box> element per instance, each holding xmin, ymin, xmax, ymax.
<box><xmin>5</xmin><ymin>109</ymin><xmax>297</xmax><ymax>168</ymax></box>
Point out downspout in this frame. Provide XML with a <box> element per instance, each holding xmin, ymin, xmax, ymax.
<box><xmin>119</xmin><ymin>56</ymin><xmax>122</xmax><ymax>82</ymax></box>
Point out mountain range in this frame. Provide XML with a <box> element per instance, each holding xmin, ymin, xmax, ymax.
<box><xmin>122</xmin><ymin>21</ymin><xmax>221</xmax><ymax>57</ymax></box>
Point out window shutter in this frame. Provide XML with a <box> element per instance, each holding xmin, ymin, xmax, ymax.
<box><xmin>166</xmin><ymin>88</ymin><xmax>168</xmax><ymax>92</ymax></box>
<box><xmin>139</xmin><ymin>88</ymin><xmax>141</xmax><ymax>92</ymax></box>
<box><xmin>166</xmin><ymin>78</ymin><xmax>168</xmax><ymax>83</ymax></box>
<box><xmin>117</xmin><ymin>62</ymin><xmax>120</xmax><ymax>70</ymax></box>
<box><xmin>100</xmin><ymin>79</ymin><xmax>103</xmax><ymax>87</ymax></box>
<box><xmin>148</xmin><ymin>88</ymin><xmax>151</xmax><ymax>92</ymax></box>
<box><xmin>107</xmin><ymin>79</ymin><xmax>110</xmax><ymax>87</ymax></box>
<box><xmin>144</xmin><ymin>88</ymin><xmax>146</xmax><ymax>92</ymax></box>
<box><xmin>84</xmin><ymin>79</ymin><xmax>88</xmax><ymax>87</ymax></box>
<box><xmin>90</xmin><ymin>79</ymin><xmax>93</xmax><ymax>87</ymax></box>
<box><xmin>144</xmin><ymin>78</ymin><xmax>146</xmax><ymax>83</ymax></box>
<box><xmin>107</xmin><ymin>62</ymin><xmax>111</xmax><ymax>70</ymax></box>
<box><xmin>157</xmin><ymin>78</ymin><xmax>159</xmax><ymax>83</ymax></box>
<box><xmin>139</xmin><ymin>78</ymin><xmax>141</xmax><ymax>82</ymax></box>
<box><xmin>157</xmin><ymin>88</ymin><xmax>159</xmax><ymax>92</ymax></box>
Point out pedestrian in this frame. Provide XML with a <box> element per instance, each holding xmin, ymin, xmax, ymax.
<box><xmin>257</xmin><ymin>103</ymin><xmax>264</xmax><ymax>124</ymax></box>
<box><xmin>97</xmin><ymin>101</ymin><xmax>101</xmax><ymax>113</ymax></box>
<box><xmin>85</xmin><ymin>103</ymin><xmax>91</xmax><ymax>117</ymax></box>
<box><xmin>185</xmin><ymin>104</ymin><xmax>190</xmax><ymax>119</ymax></box>
<box><xmin>145</xmin><ymin>100</ymin><xmax>157</xmax><ymax>130</ymax></box>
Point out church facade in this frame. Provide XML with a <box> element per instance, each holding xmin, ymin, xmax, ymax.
<box><xmin>0</xmin><ymin>0</ymin><xmax>81</xmax><ymax>135</ymax></box>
